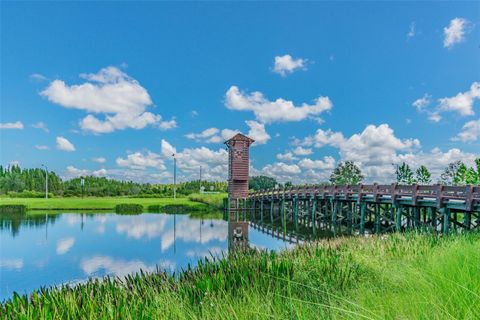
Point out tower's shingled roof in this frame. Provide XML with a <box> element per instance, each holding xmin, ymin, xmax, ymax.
<box><xmin>224</xmin><ymin>133</ymin><xmax>255</xmax><ymax>145</ymax></box>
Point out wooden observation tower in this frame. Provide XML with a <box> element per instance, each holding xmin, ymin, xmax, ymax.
<box><xmin>225</xmin><ymin>133</ymin><xmax>254</xmax><ymax>215</ymax></box>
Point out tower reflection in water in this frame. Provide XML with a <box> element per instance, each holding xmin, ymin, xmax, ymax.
<box><xmin>228</xmin><ymin>220</ymin><xmax>249</xmax><ymax>251</ymax></box>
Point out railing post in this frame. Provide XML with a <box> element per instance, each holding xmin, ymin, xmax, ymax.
<box><xmin>260</xmin><ymin>201</ymin><xmax>264</xmax><ymax>223</ymax></box>
<box><xmin>332</xmin><ymin>199</ymin><xmax>338</xmax><ymax>235</ymax></box>
<box><xmin>311</xmin><ymin>197</ymin><xmax>317</xmax><ymax>236</ymax></box>
<box><xmin>436</xmin><ymin>184</ymin><xmax>444</xmax><ymax>209</ymax></box>
<box><xmin>412</xmin><ymin>184</ymin><xmax>419</xmax><ymax>206</ymax></box>
<box><xmin>357</xmin><ymin>184</ymin><xmax>364</xmax><ymax>204</ymax></box>
<box><xmin>360</xmin><ymin>202</ymin><xmax>366</xmax><ymax>235</ymax></box>
<box><xmin>443</xmin><ymin>208</ymin><xmax>450</xmax><ymax>234</ymax></box>
<box><xmin>374</xmin><ymin>204</ymin><xmax>380</xmax><ymax>234</ymax></box>
<box><xmin>293</xmin><ymin>196</ymin><xmax>299</xmax><ymax>232</ymax></box>
<box><xmin>465</xmin><ymin>185</ymin><xmax>473</xmax><ymax>212</ymax></box>
<box><xmin>464</xmin><ymin>211</ymin><xmax>471</xmax><ymax>230</ymax></box>
<box><xmin>413</xmin><ymin>207</ymin><xmax>420</xmax><ymax>229</ymax></box>
<box><xmin>391</xmin><ymin>183</ymin><xmax>398</xmax><ymax>206</ymax></box>
<box><xmin>270</xmin><ymin>200</ymin><xmax>274</xmax><ymax>224</ymax></box>
<box><xmin>395</xmin><ymin>205</ymin><xmax>402</xmax><ymax>232</ymax></box>
<box><xmin>427</xmin><ymin>207</ymin><xmax>433</xmax><ymax>231</ymax></box>
<box><xmin>373</xmin><ymin>183</ymin><xmax>379</xmax><ymax>203</ymax></box>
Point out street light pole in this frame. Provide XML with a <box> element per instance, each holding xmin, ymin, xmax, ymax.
<box><xmin>41</xmin><ymin>164</ymin><xmax>48</xmax><ymax>199</ymax></box>
<box><xmin>81</xmin><ymin>177</ymin><xmax>85</xmax><ymax>198</ymax></box>
<box><xmin>199</xmin><ymin>166</ymin><xmax>202</xmax><ymax>193</ymax></box>
<box><xmin>174</xmin><ymin>155</ymin><xmax>177</xmax><ymax>199</ymax></box>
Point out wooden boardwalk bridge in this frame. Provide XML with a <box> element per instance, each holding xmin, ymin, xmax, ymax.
<box><xmin>226</xmin><ymin>184</ymin><xmax>480</xmax><ymax>236</ymax></box>
<box><xmin>224</xmin><ymin>133</ymin><xmax>479</xmax><ymax>239</ymax></box>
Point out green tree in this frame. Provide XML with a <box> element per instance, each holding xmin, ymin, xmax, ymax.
<box><xmin>415</xmin><ymin>165</ymin><xmax>431</xmax><ymax>185</ymax></box>
<box><xmin>469</xmin><ymin>159</ymin><xmax>480</xmax><ymax>185</ymax></box>
<box><xmin>454</xmin><ymin>163</ymin><xmax>469</xmax><ymax>185</ymax></box>
<box><xmin>440</xmin><ymin>161</ymin><xmax>462</xmax><ymax>185</ymax></box>
<box><xmin>329</xmin><ymin>161</ymin><xmax>364</xmax><ymax>185</ymax></box>
<box><xmin>249</xmin><ymin>176</ymin><xmax>278</xmax><ymax>191</ymax></box>
<box><xmin>0</xmin><ymin>173</ymin><xmax>25</xmax><ymax>192</ymax></box>
<box><xmin>454</xmin><ymin>161</ymin><xmax>480</xmax><ymax>185</ymax></box>
<box><xmin>440</xmin><ymin>159</ymin><xmax>480</xmax><ymax>185</ymax></box>
<box><xmin>396</xmin><ymin>162</ymin><xmax>415</xmax><ymax>185</ymax></box>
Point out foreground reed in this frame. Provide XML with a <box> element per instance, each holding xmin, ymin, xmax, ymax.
<box><xmin>1</xmin><ymin>232</ymin><xmax>479</xmax><ymax>319</ymax></box>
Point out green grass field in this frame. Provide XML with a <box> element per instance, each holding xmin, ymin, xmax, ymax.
<box><xmin>2</xmin><ymin>232</ymin><xmax>479</xmax><ymax>319</ymax></box>
<box><xmin>0</xmin><ymin>194</ymin><xmax>226</xmax><ymax>212</ymax></box>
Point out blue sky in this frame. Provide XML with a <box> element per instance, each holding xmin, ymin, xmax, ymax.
<box><xmin>1</xmin><ymin>2</ymin><xmax>479</xmax><ymax>183</ymax></box>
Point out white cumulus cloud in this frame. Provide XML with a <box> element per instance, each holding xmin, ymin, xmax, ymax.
<box><xmin>298</xmin><ymin>156</ymin><xmax>336</xmax><ymax>170</ymax></box>
<box><xmin>443</xmin><ymin>18</ymin><xmax>470</xmax><ymax>48</ymax></box>
<box><xmin>294</xmin><ymin>124</ymin><xmax>421</xmax><ymax>182</ymax></box>
<box><xmin>292</xmin><ymin>146</ymin><xmax>313</xmax><ymax>156</ymax></box>
<box><xmin>438</xmin><ymin>82</ymin><xmax>479</xmax><ymax>116</ymax></box>
<box><xmin>412</xmin><ymin>94</ymin><xmax>431</xmax><ymax>111</ymax></box>
<box><xmin>92</xmin><ymin>157</ymin><xmax>106</xmax><ymax>163</ymax></box>
<box><xmin>261</xmin><ymin>162</ymin><xmax>301</xmax><ymax>182</ymax></box>
<box><xmin>157</xmin><ymin>118</ymin><xmax>177</xmax><ymax>130</ymax></box>
<box><xmin>161</xmin><ymin>139</ymin><xmax>229</xmax><ymax>180</ymax></box>
<box><xmin>116</xmin><ymin>151</ymin><xmax>165</xmax><ymax>170</ymax></box>
<box><xmin>64</xmin><ymin>166</ymin><xmax>107</xmax><ymax>179</ymax></box>
<box><xmin>185</xmin><ymin>127</ymin><xmax>219</xmax><ymax>140</ymax></box>
<box><xmin>0</xmin><ymin>121</ymin><xmax>24</xmax><ymax>129</ymax></box>
<box><xmin>186</xmin><ymin>121</ymin><xmax>270</xmax><ymax>145</ymax></box>
<box><xmin>225</xmin><ymin>86</ymin><xmax>332</xmax><ymax>124</ymax></box>
<box><xmin>30</xmin><ymin>73</ymin><xmax>47</xmax><ymax>82</ymax></box>
<box><xmin>40</xmin><ymin>66</ymin><xmax>175</xmax><ymax>134</ymax></box>
<box><xmin>161</xmin><ymin>139</ymin><xmax>176</xmax><ymax>158</ymax></box>
<box><xmin>246</xmin><ymin>120</ymin><xmax>270</xmax><ymax>145</ymax></box>
<box><xmin>56</xmin><ymin>136</ymin><xmax>76</xmax><ymax>152</ymax></box>
<box><xmin>452</xmin><ymin>119</ymin><xmax>480</xmax><ymax>142</ymax></box>
<box><xmin>272</xmin><ymin>54</ymin><xmax>307</xmax><ymax>76</ymax></box>
<box><xmin>32</xmin><ymin>121</ymin><xmax>49</xmax><ymax>132</ymax></box>
<box><xmin>276</xmin><ymin>152</ymin><xmax>298</xmax><ymax>162</ymax></box>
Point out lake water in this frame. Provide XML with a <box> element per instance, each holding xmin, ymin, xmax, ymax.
<box><xmin>0</xmin><ymin>212</ymin><xmax>296</xmax><ymax>300</ymax></box>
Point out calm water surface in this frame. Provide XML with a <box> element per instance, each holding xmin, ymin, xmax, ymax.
<box><xmin>0</xmin><ymin>212</ymin><xmax>294</xmax><ymax>300</ymax></box>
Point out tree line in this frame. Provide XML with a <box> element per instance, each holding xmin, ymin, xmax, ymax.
<box><xmin>0</xmin><ymin>165</ymin><xmax>227</xmax><ymax>197</ymax></box>
<box><xmin>2</xmin><ymin>158</ymin><xmax>479</xmax><ymax>197</ymax></box>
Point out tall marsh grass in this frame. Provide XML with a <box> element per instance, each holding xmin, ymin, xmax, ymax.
<box><xmin>114</xmin><ymin>204</ymin><xmax>143</xmax><ymax>214</ymax></box>
<box><xmin>1</xmin><ymin>232</ymin><xmax>478</xmax><ymax>319</ymax></box>
<box><xmin>0</xmin><ymin>204</ymin><xmax>26</xmax><ymax>214</ymax></box>
<box><xmin>188</xmin><ymin>193</ymin><xmax>227</xmax><ymax>210</ymax></box>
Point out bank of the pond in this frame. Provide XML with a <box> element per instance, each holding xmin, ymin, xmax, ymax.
<box><xmin>2</xmin><ymin>232</ymin><xmax>478</xmax><ymax>319</ymax></box>
<box><xmin>0</xmin><ymin>195</ymin><xmax>225</xmax><ymax>213</ymax></box>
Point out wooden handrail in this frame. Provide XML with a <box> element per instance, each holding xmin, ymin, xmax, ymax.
<box><xmin>248</xmin><ymin>184</ymin><xmax>480</xmax><ymax>208</ymax></box>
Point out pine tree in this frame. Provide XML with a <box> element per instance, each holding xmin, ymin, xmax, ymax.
<box><xmin>415</xmin><ymin>165</ymin><xmax>432</xmax><ymax>185</ymax></box>
<box><xmin>329</xmin><ymin>161</ymin><xmax>364</xmax><ymax>185</ymax></box>
<box><xmin>396</xmin><ymin>163</ymin><xmax>415</xmax><ymax>185</ymax></box>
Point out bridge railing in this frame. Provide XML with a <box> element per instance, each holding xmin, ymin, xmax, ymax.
<box><xmin>249</xmin><ymin>184</ymin><xmax>480</xmax><ymax>210</ymax></box>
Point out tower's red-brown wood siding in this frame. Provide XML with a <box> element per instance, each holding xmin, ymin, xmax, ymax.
<box><xmin>225</xmin><ymin>134</ymin><xmax>254</xmax><ymax>199</ymax></box>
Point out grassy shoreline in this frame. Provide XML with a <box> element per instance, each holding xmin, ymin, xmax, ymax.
<box><xmin>1</xmin><ymin>232</ymin><xmax>478</xmax><ymax>319</ymax></box>
<box><xmin>0</xmin><ymin>194</ymin><xmax>226</xmax><ymax>212</ymax></box>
